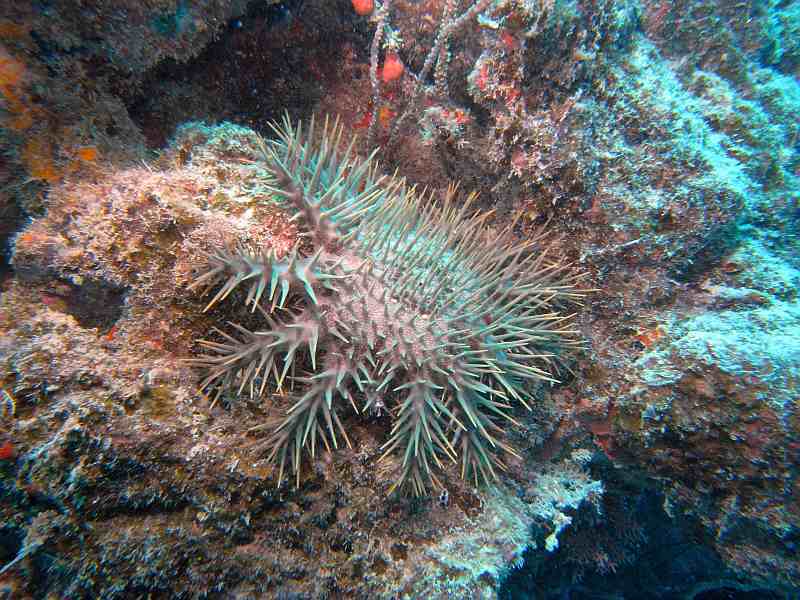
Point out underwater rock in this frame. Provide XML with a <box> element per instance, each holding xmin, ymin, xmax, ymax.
<box><xmin>1</xmin><ymin>0</ymin><xmax>798</xmax><ymax>597</ymax></box>
<box><xmin>0</xmin><ymin>121</ymin><xmax>595</xmax><ymax>598</ymax></box>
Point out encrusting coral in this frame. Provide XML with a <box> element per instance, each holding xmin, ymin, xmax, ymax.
<box><xmin>187</xmin><ymin>115</ymin><xmax>585</xmax><ymax>495</ymax></box>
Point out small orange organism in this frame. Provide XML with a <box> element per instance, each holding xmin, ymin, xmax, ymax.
<box><xmin>353</xmin><ymin>110</ymin><xmax>372</xmax><ymax>130</ymax></box>
<box><xmin>500</xmin><ymin>30</ymin><xmax>518</xmax><ymax>51</ymax></box>
<box><xmin>0</xmin><ymin>440</ymin><xmax>13</xmax><ymax>460</ymax></box>
<box><xmin>76</xmin><ymin>146</ymin><xmax>98</xmax><ymax>162</ymax></box>
<box><xmin>0</xmin><ymin>48</ymin><xmax>34</xmax><ymax>130</ymax></box>
<box><xmin>351</xmin><ymin>0</ymin><xmax>373</xmax><ymax>16</ymax></box>
<box><xmin>21</xmin><ymin>135</ymin><xmax>59</xmax><ymax>183</ymax></box>
<box><xmin>378</xmin><ymin>105</ymin><xmax>396</xmax><ymax>127</ymax></box>
<box><xmin>381</xmin><ymin>53</ymin><xmax>404</xmax><ymax>83</ymax></box>
<box><xmin>636</xmin><ymin>326</ymin><xmax>664</xmax><ymax>348</ymax></box>
<box><xmin>0</xmin><ymin>49</ymin><xmax>24</xmax><ymax>87</ymax></box>
<box><xmin>453</xmin><ymin>109</ymin><xmax>470</xmax><ymax>125</ymax></box>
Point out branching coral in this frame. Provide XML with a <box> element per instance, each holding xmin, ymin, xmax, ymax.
<box><xmin>187</xmin><ymin>115</ymin><xmax>584</xmax><ymax>495</ymax></box>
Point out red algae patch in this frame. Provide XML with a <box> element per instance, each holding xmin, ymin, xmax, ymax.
<box><xmin>381</xmin><ymin>53</ymin><xmax>404</xmax><ymax>83</ymax></box>
<box><xmin>351</xmin><ymin>0</ymin><xmax>374</xmax><ymax>16</ymax></box>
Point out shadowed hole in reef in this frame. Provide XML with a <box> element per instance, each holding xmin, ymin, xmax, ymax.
<box><xmin>0</xmin><ymin>199</ymin><xmax>24</xmax><ymax>293</ymax></box>
<box><xmin>0</xmin><ymin>526</ymin><xmax>23</xmax><ymax>566</ymax></box>
<box><xmin>42</xmin><ymin>278</ymin><xmax>127</xmax><ymax>331</ymax></box>
<box><xmin>126</xmin><ymin>0</ymin><xmax>365</xmax><ymax>148</ymax></box>
<box><xmin>497</xmin><ymin>477</ymin><xmax>790</xmax><ymax>600</ymax></box>
<box><xmin>0</xmin><ymin>249</ymin><xmax>12</xmax><ymax>291</ymax></box>
<box><xmin>694</xmin><ymin>588</ymin><xmax>784</xmax><ymax>600</ymax></box>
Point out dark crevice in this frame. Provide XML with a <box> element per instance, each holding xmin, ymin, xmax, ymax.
<box><xmin>23</xmin><ymin>275</ymin><xmax>128</xmax><ymax>331</ymax></box>
<box><xmin>694</xmin><ymin>587</ymin><xmax>784</xmax><ymax>600</ymax></box>
<box><xmin>498</xmin><ymin>463</ymin><xmax>789</xmax><ymax>600</ymax></box>
<box><xmin>126</xmin><ymin>0</ymin><xmax>368</xmax><ymax>148</ymax></box>
<box><xmin>0</xmin><ymin>525</ymin><xmax>24</xmax><ymax>565</ymax></box>
<box><xmin>0</xmin><ymin>196</ymin><xmax>24</xmax><ymax>288</ymax></box>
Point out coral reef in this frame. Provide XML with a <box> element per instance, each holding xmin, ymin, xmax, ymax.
<box><xmin>0</xmin><ymin>121</ymin><xmax>582</xmax><ymax>598</ymax></box>
<box><xmin>621</xmin><ymin>236</ymin><xmax>800</xmax><ymax>591</ymax></box>
<box><xmin>1</xmin><ymin>0</ymin><xmax>799</xmax><ymax>597</ymax></box>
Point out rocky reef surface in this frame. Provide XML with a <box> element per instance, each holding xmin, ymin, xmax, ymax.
<box><xmin>1</xmin><ymin>0</ymin><xmax>798</xmax><ymax>598</ymax></box>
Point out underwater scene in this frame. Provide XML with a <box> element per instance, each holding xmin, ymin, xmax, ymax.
<box><xmin>0</xmin><ymin>0</ymin><xmax>798</xmax><ymax>598</ymax></box>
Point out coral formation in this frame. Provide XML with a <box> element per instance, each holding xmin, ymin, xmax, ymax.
<box><xmin>2</xmin><ymin>0</ymin><xmax>799</xmax><ymax>597</ymax></box>
<box><xmin>188</xmin><ymin>115</ymin><xmax>584</xmax><ymax>495</ymax></box>
<box><xmin>0</xmin><ymin>120</ymin><xmax>588</xmax><ymax>599</ymax></box>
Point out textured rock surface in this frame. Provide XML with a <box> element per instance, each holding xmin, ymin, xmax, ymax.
<box><xmin>1</xmin><ymin>0</ymin><xmax>798</xmax><ymax>597</ymax></box>
<box><xmin>0</xmin><ymin>123</ymin><xmax>591</xmax><ymax>598</ymax></box>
